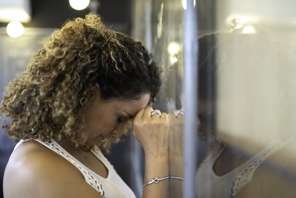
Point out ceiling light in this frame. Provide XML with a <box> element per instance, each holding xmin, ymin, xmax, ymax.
<box><xmin>0</xmin><ymin>0</ymin><xmax>31</xmax><ymax>22</ymax></box>
<box><xmin>6</xmin><ymin>21</ymin><xmax>24</xmax><ymax>38</ymax></box>
<box><xmin>69</xmin><ymin>0</ymin><xmax>90</xmax><ymax>10</ymax></box>
<box><xmin>182</xmin><ymin>0</ymin><xmax>196</xmax><ymax>10</ymax></box>
<box><xmin>168</xmin><ymin>42</ymin><xmax>181</xmax><ymax>55</ymax></box>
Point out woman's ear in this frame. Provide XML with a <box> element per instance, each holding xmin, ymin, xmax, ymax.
<box><xmin>91</xmin><ymin>83</ymin><xmax>101</xmax><ymax>97</ymax></box>
<box><xmin>94</xmin><ymin>83</ymin><xmax>100</xmax><ymax>91</ymax></box>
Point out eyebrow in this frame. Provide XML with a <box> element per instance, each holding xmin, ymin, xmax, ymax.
<box><xmin>123</xmin><ymin>110</ymin><xmax>134</xmax><ymax>119</ymax></box>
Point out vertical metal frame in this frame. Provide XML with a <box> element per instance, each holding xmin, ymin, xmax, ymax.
<box><xmin>183</xmin><ymin>0</ymin><xmax>198</xmax><ymax>197</ymax></box>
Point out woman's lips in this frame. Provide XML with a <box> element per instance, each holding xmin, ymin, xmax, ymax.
<box><xmin>99</xmin><ymin>132</ymin><xmax>115</xmax><ymax>141</ymax></box>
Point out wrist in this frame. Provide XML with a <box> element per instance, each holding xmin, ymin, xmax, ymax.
<box><xmin>145</xmin><ymin>154</ymin><xmax>169</xmax><ymax>167</ymax></box>
<box><xmin>144</xmin><ymin>148</ymin><xmax>169</xmax><ymax>159</ymax></box>
<box><xmin>144</xmin><ymin>156</ymin><xmax>169</xmax><ymax>180</ymax></box>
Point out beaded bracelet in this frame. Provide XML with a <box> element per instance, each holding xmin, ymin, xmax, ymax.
<box><xmin>143</xmin><ymin>176</ymin><xmax>184</xmax><ymax>187</ymax></box>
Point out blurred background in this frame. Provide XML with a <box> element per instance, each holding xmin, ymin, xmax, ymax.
<box><xmin>1</xmin><ymin>0</ymin><xmax>296</xmax><ymax>198</ymax></box>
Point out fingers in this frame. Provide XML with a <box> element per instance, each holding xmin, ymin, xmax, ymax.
<box><xmin>143</xmin><ymin>108</ymin><xmax>162</xmax><ymax>119</ymax></box>
<box><xmin>135</xmin><ymin>108</ymin><xmax>185</xmax><ymax>122</ymax></box>
<box><xmin>143</xmin><ymin>107</ymin><xmax>153</xmax><ymax>118</ymax></box>
<box><xmin>134</xmin><ymin>108</ymin><xmax>187</xmax><ymax>130</ymax></box>
<box><xmin>134</xmin><ymin>107</ymin><xmax>165</xmax><ymax>120</ymax></box>
<box><xmin>134</xmin><ymin>107</ymin><xmax>152</xmax><ymax>120</ymax></box>
<box><xmin>151</xmin><ymin>109</ymin><xmax>161</xmax><ymax>117</ymax></box>
<box><xmin>173</xmin><ymin>109</ymin><xmax>185</xmax><ymax>117</ymax></box>
<box><xmin>133</xmin><ymin>107</ymin><xmax>168</xmax><ymax>135</ymax></box>
<box><xmin>160</xmin><ymin>112</ymin><xmax>168</xmax><ymax>122</ymax></box>
<box><xmin>168</xmin><ymin>109</ymin><xmax>184</xmax><ymax>126</ymax></box>
<box><xmin>132</xmin><ymin>108</ymin><xmax>169</xmax><ymax>156</ymax></box>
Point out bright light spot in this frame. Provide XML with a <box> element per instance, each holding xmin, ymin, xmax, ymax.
<box><xmin>182</xmin><ymin>0</ymin><xmax>196</xmax><ymax>10</ymax></box>
<box><xmin>233</xmin><ymin>23</ymin><xmax>243</xmax><ymax>30</ymax></box>
<box><xmin>168</xmin><ymin>42</ymin><xmax>181</xmax><ymax>65</ymax></box>
<box><xmin>169</xmin><ymin>56</ymin><xmax>178</xmax><ymax>65</ymax></box>
<box><xmin>6</xmin><ymin>21</ymin><xmax>24</xmax><ymax>38</ymax></box>
<box><xmin>69</xmin><ymin>0</ymin><xmax>90</xmax><ymax>10</ymax></box>
<box><xmin>242</xmin><ymin>25</ymin><xmax>257</xmax><ymax>34</ymax></box>
<box><xmin>226</xmin><ymin>15</ymin><xmax>257</xmax><ymax>29</ymax></box>
<box><xmin>157</xmin><ymin>3</ymin><xmax>164</xmax><ymax>39</ymax></box>
<box><xmin>0</xmin><ymin>8</ymin><xmax>31</xmax><ymax>22</ymax></box>
<box><xmin>168</xmin><ymin>42</ymin><xmax>181</xmax><ymax>55</ymax></box>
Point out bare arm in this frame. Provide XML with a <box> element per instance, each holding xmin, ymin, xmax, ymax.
<box><xmin>133</xmin><ymin>107</ymin><xmax>169</xmax><ymax>198</ymax></box>
<box><xmin>168</xmin><ymin>112</ymin><xmax>184</xmax><ymax>198</ymax></box>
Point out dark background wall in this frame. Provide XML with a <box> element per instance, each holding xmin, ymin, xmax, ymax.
<box><xmin>0</xmin><ymin>0</ymin><xmax>132</xmax><ymax>33</ymax></box>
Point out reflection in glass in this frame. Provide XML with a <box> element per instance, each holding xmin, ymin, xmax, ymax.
<box><xmin>132</xmin><ymin>0</ymin><xmax>296</xmax><ymax>197</ymax></box>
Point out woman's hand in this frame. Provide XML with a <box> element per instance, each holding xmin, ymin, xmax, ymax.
<box><xmin>168</xmin><ymin>110</ymin><xmax>185</xmax><ymax>159</ymax></box>
<box><xmin>133</xmin><ymin>107</ymin><xmax>170</xmax><ymax>198</ymax></box>
<box><xmin>167</xmin><ymin>110</ymin><xmax>185</xmax><ymax>198</ymax></box>
<box><xmin>132</xmin><ymin>107</ymin><xmax>169</xmax><ymax>158</ymax></box>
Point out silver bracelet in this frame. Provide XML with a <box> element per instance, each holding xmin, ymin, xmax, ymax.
<box><xmin>143</xmin><ymin>176</ymin><xmax>170</xmax><ymax>187</ymax></box>
<box><xmin>143</xmin><ymin>176</ymin><xmax>184</xmax><ymax>187</ymax></box>
<box><xmin>171</xmin><ymin>176</ymin><xmax>184</xmax><ymax>180</ymax></box>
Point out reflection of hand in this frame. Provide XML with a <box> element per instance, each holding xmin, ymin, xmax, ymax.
<box><xmin>168</xmin><ymin>110</ymin><xmax>185</xmax><ymax>198</ymax></box>
<box><xmin>168</xmin><ymin>109</ymin><xmax>200</xmax><ymax>174</ymax></box>
<box><xmin>133</xmin><ymin>107</ymin><xmax>169</xmax><ymax>158</ymax></box>
<box><xmin>168</xmin><ymin>111</ymin><xmax>184</xmax><ymax>176</ymax></box>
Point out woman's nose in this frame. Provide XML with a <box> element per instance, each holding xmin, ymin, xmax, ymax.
<box><xmin>112</xmin><ymin>122</ymin><xmax>126</xmax><ymax>137</ymax></box>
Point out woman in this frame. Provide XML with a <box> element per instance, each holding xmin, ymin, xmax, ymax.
<box><xmin>0</xmin><ymin>14</ymin><xmax>170</xmax><ymax>198</ymax></box>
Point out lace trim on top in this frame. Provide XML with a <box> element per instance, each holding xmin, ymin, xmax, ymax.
<box><xmin>35</xmin><ymin>139</ymin><xmax>106</xmax><ymax>198</ymax></box>
<box><xmin>230</xmin><ymin>140</ymin><xmax>284</xmax><ymax>198</ymax></box>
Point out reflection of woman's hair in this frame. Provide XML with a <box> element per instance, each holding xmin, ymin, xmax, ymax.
<box><xmin>165</xmin><ymin>33</ymin><xmax>218</xmax><ymax>106</ymax></box>
<box><xmin>0</xmin><ymin>14</ymin><xmax>162</xmax><ymax>151</ymax></box>
<box><xmin>185</xmin><ymin>29</ymin><xmax>277</xmax><ymax>101</ymax></box>
<box><xmin>165</xmin><ymin>33</ymin><xmax>218</xmax><ymax>142</ymax></box>
<box><xmin>196</xmin><ymin>33</ymin><xmax>218</xmax><ymax>101</ymax></box>
<box><xmin>165</xmin><ymin>27</ymin><xmax>289</xmax><ymax>141</ymax></box>
<box><xmin>166</xmin><ymin>54</ymin><xmax>183</xmax><ymax>109</ymax></box>
<box><xmin>202</xmin><ymin>30</ymin><xmax>294</xmax><ymax>141</ymax></box>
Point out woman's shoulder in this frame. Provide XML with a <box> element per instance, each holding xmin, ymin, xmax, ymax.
<box><xmin>241</xmin><ymin>138</ymin><xmax>296</xmax><ymax>198</ymax></box>
<box><xmin>3</xmin><ymin>140</ymin><xmax>103</xmax><ymax>198</ymax></box>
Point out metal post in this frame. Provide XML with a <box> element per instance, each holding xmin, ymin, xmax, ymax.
<box><xmin>183</xmin><ymin>0</ymin><xmax>198</xmax><ymax>197</ymax></box>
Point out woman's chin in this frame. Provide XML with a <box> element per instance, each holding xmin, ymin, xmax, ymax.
<box><xmin>85</xmin><ymin>135</ymin><xmax>105</xmax><ymax>147</ymax></box>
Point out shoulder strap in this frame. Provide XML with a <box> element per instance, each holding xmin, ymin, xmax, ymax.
<box><xmin>34</xmin><ymin>139</ymin><xmax>106</xmax><ymax>197</ymax></box>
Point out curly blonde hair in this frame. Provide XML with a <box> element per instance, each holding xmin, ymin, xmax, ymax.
<box><xmin>0</xmin><ymin>14</ymin><xmax>162</xmax><ymax>151</ymax></box>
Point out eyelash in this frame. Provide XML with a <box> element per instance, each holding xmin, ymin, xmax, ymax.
<box><xmin>117</xmin><ymin>118</ymin><xmax>122</xmax><ymax>123</ymax></box>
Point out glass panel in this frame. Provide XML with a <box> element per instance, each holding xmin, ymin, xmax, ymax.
<box><xmin>131</xmin><ymin>0</ymin><xmax>186</xmax><ymax>197</ymax></box>
<box><xmin>133</xmin><ymin>0</ymin><xmax>296</xmax><ymax>197</ymax></box>
<box><xmin>134</xmin><ymin>0</ymin><xmax>296</xmax><ymax>198</ymax></box>
<box><xmin>213</xmin><ymin>1</ymin><xmax>296</xmax><ymax>197</ymax></box>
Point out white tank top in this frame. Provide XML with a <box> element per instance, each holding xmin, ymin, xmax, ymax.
<box><xmin>195</xmin><ymin>139</ymin><xmax>291</xmax><ymax>198</ymax></box>
<box><xmin>14</xmin><ymin>139</ymin><xmax>136</xmax><ymax>198</ymax></box>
